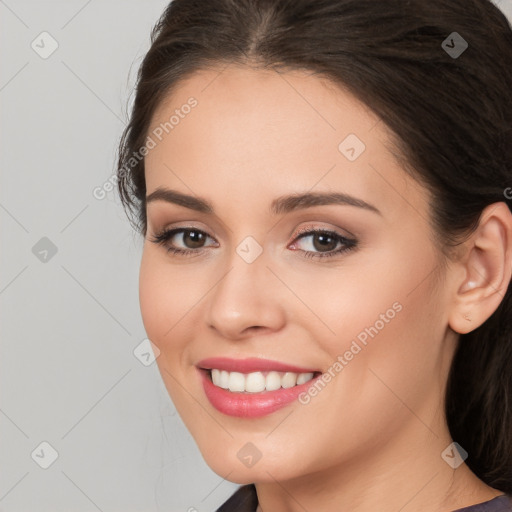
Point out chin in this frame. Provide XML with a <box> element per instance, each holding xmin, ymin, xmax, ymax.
<box><xmin>198</xmin><ymin>441</ymin><xmax>304</xmax><ymax>484</ymax></box>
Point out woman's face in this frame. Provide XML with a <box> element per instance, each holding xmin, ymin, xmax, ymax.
<box><xmin>139</xmin><ymin>64</ymin><xmax>457</xmax><ymax>483</ymax></box>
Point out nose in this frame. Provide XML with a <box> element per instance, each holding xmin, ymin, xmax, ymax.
<box><xmin>204</xmin><ymin>248</ymin><xmax>287</xmax><ymax>340</ymax></box>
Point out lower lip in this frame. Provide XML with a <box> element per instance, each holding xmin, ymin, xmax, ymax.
<box><xmin>199</xmin><ymin>369</ymin><xmax>319</xmax><ymax>418</ymax></box>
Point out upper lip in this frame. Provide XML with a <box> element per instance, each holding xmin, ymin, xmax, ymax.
<box><xmin>197</xmin><ymin>357</ymin><xmax>320</xmax><ymax>374</ymax></box>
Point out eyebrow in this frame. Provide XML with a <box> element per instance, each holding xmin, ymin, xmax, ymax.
<box><xmin>146</xmin><ymin>187</ymin><xmax>381</xmax><ymax>216</ymax></box>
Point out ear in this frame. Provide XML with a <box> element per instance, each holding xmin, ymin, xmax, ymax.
<box><xmin>448</xmin><ymin>202</ymin><xmax>512</xmax><ymax>334</ymax></box>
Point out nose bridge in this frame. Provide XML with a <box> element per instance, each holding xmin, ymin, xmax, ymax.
<box><xmin>204</xmin><ymin>238</ymin><xmax>286</xmax><ymax>338</ymax></box>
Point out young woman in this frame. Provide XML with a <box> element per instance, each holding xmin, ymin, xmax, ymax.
<box><xmin>116</xmin><ymin>0</ymin><xmax>512</xmax><ymax>510</ymax></box>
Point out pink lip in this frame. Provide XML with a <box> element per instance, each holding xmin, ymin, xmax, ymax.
<box><xmin>196</xmin><ymin>358</ymin><xmax>321</xmax><ymax>418</ymax></box>
<box><xmin>197</xmin><ymin>357</ymin><xmax>318</xmax><ymax>374</ymax></box>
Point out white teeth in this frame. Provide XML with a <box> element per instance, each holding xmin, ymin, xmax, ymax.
<box><xmin>212</xmin><ymin>369</ymin><xmax>221</xmax><ymax>385</ymax></box>
<box><xmin>210</xmin><ymin>369</ymin><xmax>316</xmax><ymax>392</ymax></box>
<box><xmin>211</xmin><ymin>369</ymin><xmax>230</xmax><ymax>389</ymax></box>
<box><xmin>228</xmin><ymin>371</ymin><xmax>245</xmax><ymax>392</ymax></box>
<box><xmin>296</xmin><ymin>372</ymin><xmax>314</xmax><ymax>385</ymax></box>
<box><xmin>219</xmin><ymin>370</ymin><xmax>229</xmax><ymax>389</ymax></box>
<box><xmin>281</xmin><ymin>372</ymin><xmax>297</xmax><ymax>388</ymax></box>
<box><xmin>265</xmin><ymin>371</ymin><xmax>282</xmax><ymax>391</ymax></box>
<box><xmin>245</xmin><ymin>371</ymin><xmax>266</xmax><ymax>392</ymax></box>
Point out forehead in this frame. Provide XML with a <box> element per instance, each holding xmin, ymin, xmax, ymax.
<box><xmin>144</xmin><ymin>64</ymin><xmax>429</xmax><ymax>224</ymax></box>
<box><xmin>147</xmin><ymin>64</ymin><xmax>381</xmax><ymax>162</ymax></box>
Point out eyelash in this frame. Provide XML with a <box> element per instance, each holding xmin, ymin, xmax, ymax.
<box><xmin>149</xmin><ymin>226</ymin><xmax>357</xmax><ymax>260</ymax></box>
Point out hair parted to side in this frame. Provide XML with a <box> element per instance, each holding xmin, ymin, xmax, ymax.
<box><xmin>116</xmin><ymin>0</ymin><xmax>512</xmax><ymax>492</ymax></box>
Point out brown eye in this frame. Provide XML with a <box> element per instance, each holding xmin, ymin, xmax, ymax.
<box><xmin>311</xmin><ymin>233</ymin><xmax>338</xmax><ymax>252</ymax></box>
<box><xmin>290</xmin><ymin>228</ymin><xmax>357</xmax><ymax>260</ymax></box>
<box><xmin>149</xmin><ymin>227</ymin><xmax>217</xmax><ymax>255</ymax></box>
<box><xmin>181</xmin><ymin>230</ymin><xmax>207</xmax><ymax>248</ymax></box>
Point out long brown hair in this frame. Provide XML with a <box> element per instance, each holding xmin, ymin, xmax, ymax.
<box><xmin>117</xmin><ymin>0</ymin><xmax>512</xmax><ymax>492</ymax></box>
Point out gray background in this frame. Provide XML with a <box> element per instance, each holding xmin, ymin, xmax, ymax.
<box><xmin>1</xmin><ymin>1</ymin><xmax>511</xmax><ymax>511</ymax></box>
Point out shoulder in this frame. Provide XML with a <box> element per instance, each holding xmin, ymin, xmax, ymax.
<box><xmin>214</xmin><ymin>488</ymin><xmax>512</xmax><ymax>512</ymax></box>
<box><xmin>215</xmin><ymin>484</ymin><xmax>258</xmax><ymax>512</ymax></box>
<box><xmin>452</xmin><ymin>495</ymin><xmax>512</xmax><ymax>512</ymax></box>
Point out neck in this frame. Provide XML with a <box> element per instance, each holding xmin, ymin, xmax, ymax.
<box><xmin>254</xmin><ymin>413</ymin><xmax>501</xmax><ymax>512</ymax></box>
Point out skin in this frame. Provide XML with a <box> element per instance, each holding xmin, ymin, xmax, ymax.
<box><xmin>138</xmin><ymin>64</ymin><xmax>512</xmax><ymax>512</ymax></box>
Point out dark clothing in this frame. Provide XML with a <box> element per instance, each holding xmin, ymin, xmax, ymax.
<box><xmin>216</xmin><ymin>484</ymin><xmax>512</xmax><ymax>512</ymax></box>
<box><xmin>216</xmin><ymin>484</ymin><xmax>258</xmax><ymax>511</ymax></box>
<box><xmin>453</xmin><ymin>495</ymin><xmax>512</xmax><ymax>511</ymax></box>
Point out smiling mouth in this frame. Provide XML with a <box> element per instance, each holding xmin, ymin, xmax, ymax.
<box><xmin>204</xmin><ymin>368</ymin><xmax>321</xmax><ymax>393</ymax></box>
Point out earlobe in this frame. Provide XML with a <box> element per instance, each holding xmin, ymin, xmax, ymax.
<box><xmin>448</xmin><ymin>202</ymin><xmax>512</xmax><ymax>335</ymax></box>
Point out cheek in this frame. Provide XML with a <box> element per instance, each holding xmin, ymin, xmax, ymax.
<box><xmin>138</xmin><ymin>249</ymin><xmax>194</xmax><ymax>349</ymax></box>
<box><xmin>287</xmin><ymin>269</ymin><xmax>445</xmax><ymax>470</ymax></box>
<box><xmin>289</xmin><ymin>249</ymin><xmax>406</xmax><ymax>350</ymax></box>
<box><xmin>139</xmin><ymin>250</ymin><xmax>201</xmax><ymax>411</ymax></box>
<box><xmin>313</xmin><ymin>241</ymin><xmax>444</xmax><ymax>397</ymax></box>
<box><xmin>139</xmin><ymin>247</ymin><xmax>202</xmax><ymax>311</ymax></box>
<box><xmin>138</xmin><ymin>251</ymin><xmax>165</xmax><ymax>343</ymax></box>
